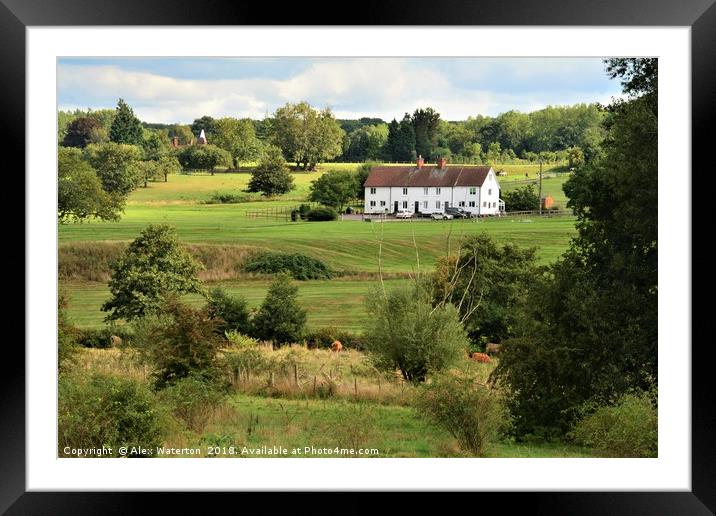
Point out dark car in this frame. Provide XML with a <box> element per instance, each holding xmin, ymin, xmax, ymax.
<box><xmin>445</xmin><ymin>207</ymin><xmax>469</xmax><ymax>219</ymax></box>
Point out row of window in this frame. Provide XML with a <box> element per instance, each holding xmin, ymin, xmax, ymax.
<box><xmin>368</xmin><ymin>187</ymin><xmax>488</xmax><ymax>195</ymax></box>
<box><xmin>368</xmin><ymin>200</ymin><xmax>498</xmax><ymax>209</ymax></box>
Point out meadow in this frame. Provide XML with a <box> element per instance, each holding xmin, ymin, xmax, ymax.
<box><xmin>59</xmin><ymin>162</ymin><xmax>576</xmax><ymax>331</ymax></box>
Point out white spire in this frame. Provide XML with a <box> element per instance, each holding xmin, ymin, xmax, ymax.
<box><xmin>199</xmin><ymin>129</ymin><xmax>206</xmax><ymax>140</ymax></box>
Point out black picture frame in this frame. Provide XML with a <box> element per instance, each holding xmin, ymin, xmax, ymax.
<box><xmin>5</xmin><ymin>0</ymin><xmax>713</xmax><ymax>512</ymax></box>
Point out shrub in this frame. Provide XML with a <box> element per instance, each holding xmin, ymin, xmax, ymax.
<box><xmin>58</xmin><ymin>291</ymin><xmax>80</xmax><ymax>372</ymax></box>
<box><xmin>159</xmin><ymin>374</ymin><xmax>226</xmax><ymax>432</ymax></box>
<box><xmin>243</xmin><ymin>251</ymin><xmax>333</xmax><ymax>280</ymax></box>
<box><xmin>223</xmin><ymin>346</ymin><xmax>268</xmax><ymax>384</ymax></box>
<box><xmin>76</xmin><ymin>325</ymin><xmax>133</xmax><ymax>349</ymax></box>
<box><xmin>58</xmin><ymin>373</ymin><xmax>165</xmax><ymax>457</ymax></box>
<box><xmin>569</xmin><ymin>392</ymin><xmax>657</xmax><ymax>457</ymax></box>
<box><xmin>206</xmin><ymin>287</ymin><xmax>251</xmax><ymax>336</ymax></box>
<box><xmin>131</xmin><ymin>298</ymin><xmax>224</xmax><ymax>389</ymax></box>
<box><xmin>305</xmin><ymin>206</ymin><xmax>338</xmax><ymax>221</ymax></box>
<box><xmin>416</xmin><ymin>371</ymin><xmax>508</xmax><ymax>457</ymax></box>
<box><xmin>502</xmin><ymin>184</ymin><xmax>540</xmax><ymax>211</ymax></box>
<box><xmin>298</xmin><ymin>203</ymin><xmax>312</xmax><ymax>219</ymax></box>
<box><xmin>205</xmin><ymin>192</ymin><xmax>252</xmax><ymax>204</ymax></box>
<box><xmin>225</xmin><ymin>330</ymin><xmax>261</xmax><ymax>349</ymax></box>
<box><xmin>363</xmin><ymin>280</ymin><xmax>469</xmax><ymax>383</ymax></box>
<box><xmin>251</xmin><ymin>274</ymin><xmax>307</xmax><ymax>346</ymax></box>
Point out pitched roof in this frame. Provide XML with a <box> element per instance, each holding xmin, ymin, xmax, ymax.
<box><xmin>364</xmin><ymin>165</ymin><xmax>493</xmax><ymax>188</ymax></box>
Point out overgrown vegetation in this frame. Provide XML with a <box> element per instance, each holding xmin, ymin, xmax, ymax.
<box><xmin>243</xmin><ymin>251</ymin><xmax>333</xmax><ymax>280</ymax></box>
<box><xmin>363</xmin><ymin>280</ymin><xmax>469</xmax><ymax>383</ymax></box>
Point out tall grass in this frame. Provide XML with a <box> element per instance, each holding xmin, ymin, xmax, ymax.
<box><xmin>59</xmin><ymin>242</ymin><xmax>261</xmax><ymax>282</ymax></box>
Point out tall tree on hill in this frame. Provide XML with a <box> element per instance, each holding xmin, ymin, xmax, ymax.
<box><xmin>212</xmin><ymin>117</ymin><xmax>262</xmax><ymax>168</ymax></box>
<box><xmin>412</xmin><ymin>107</ymin><xmax>441</xmax><ymax>159</ymax></box>
<box><xmin>109</xmin><ymin>99</ymin><xmax>144</xmax><ymax>146</ymax></box>
<box><xmin>270</xmin><ymin>102</ymin><xmax>345</xmax><ymax>170</ymax></box>
<box><xmin>387</xmin><ymin>114</ymin><xmax>416</xmax><ymax>162</ymax></box>
<box><xmin>251</xmin><ymin>273</ymin><xmax>307</xmax><ymax>347</ymax></box>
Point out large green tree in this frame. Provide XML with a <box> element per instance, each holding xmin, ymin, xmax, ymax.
<box><xmin>212</xmin><ymin>117</ymin><xmax>262</xmax><ymax>167</ymax></box>
<box><xmin>412</xmin><ymin>107</ymin><xmax>441</xmax><ymax>159</ymax></box>
<box><xmin>491</xmin><ymin>58</ymin><xmax>658</xmax><ymax>438</ymax></box>
<box><xmin>62</xmin><ymin>117</ymin><xmax>106</xmax><ymax>148</ymax></box>
<box><xmin>58</xmin><ymin>147</ymin><xmax>120</xmax><ymax>222</ymax></box>
<box><xmin>109</xmin><ymin>99</ymin><xmax>144</xmax><ymax>145</ymax></box>
<box><xmin>101</xmin><ymin>224</ymin><xmax>204</xmax><ymax>321</ymax></box>
<box><xmin>307</xmin><ymin>170</ymin><xmax>357</xmax><ymax>211</ymax></box>
<box><xmin>190</xmin><ymin>116</ymin><xmax>217</xmax><ymax>139</ymax></box>
<box><xmin>270</xmin><ymin>102</ymin><xmax>345</xmax><ymax>170</ymax></box>
<box><xmin>247</xmin><ymin>145</ymin><xmax>294</xmax><ymax>196</ymax></box>
<box><xmin>84</xmin><ymin>142</ymin><xmax>142</xmax><ymax>197</ymax></box>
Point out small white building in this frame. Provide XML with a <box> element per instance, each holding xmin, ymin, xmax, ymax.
<box><xmin>363</xmin><ymin>157</ymin><xmax>503</xmax><ymax>216</ymax></box>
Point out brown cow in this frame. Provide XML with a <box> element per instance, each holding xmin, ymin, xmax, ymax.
<box><xmin>330</xmin><ymin>340</ymin><xmax>343</xmax><ymax>352</ymax></box>
<box><xmin>469</xmin><ymin>352</ymin><xmax>491</xmax><ymax>363</ymax></box>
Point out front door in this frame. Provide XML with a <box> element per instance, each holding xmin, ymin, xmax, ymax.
<box><xmin>414</xmin><ymin>201</ymin><xmax>420</xmax><ymax>214</ymax></box>
<box><xmin>445</xmin><ymin>201</ymin><xmax>450</xmax><ymax>209</ymax></box>
<box><xmin>394</xmin><ymin>201</ymin><xmax>399</xmax><ymax>213</ymax></box>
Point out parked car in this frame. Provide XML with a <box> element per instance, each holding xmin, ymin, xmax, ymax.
<box><xmin>395</xmin><ymin>211</ymin><xmax>414</xmax><ymax>219</ymax></box>
<box><xmin>445</xmin><ymin>207</ymin><xmax>469</xmax><ymax>219</ymax></box>
<box><xmin>431</xmin><ymin>212</ymin><xmax>453</xmax><ymax>220</ymax></box>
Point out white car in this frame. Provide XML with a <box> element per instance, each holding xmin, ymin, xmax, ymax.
<box><xmin>431</xmin><ymin>212</ymin><xmax>453</xmax><ymax>220</ymax></box>
<box><xmin>395</xmin><ymin>211</ymin><xmax>414</xmax><ymax>219</ymax></box>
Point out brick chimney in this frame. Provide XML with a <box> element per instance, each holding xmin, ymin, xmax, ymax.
<box><xmin>416</xmin><ymin>155</ymin><xmax>424</xmax><ymax>169</ymax></box>
<box><xmin>437</xmin><ymin>157</ymin><xmax>447</xmax><ymax>169</ymax></box>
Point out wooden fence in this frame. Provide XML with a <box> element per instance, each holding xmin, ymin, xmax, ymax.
<box><xmin>245</xmin><ymin>202</ymin><xmax>319</xmax><ymax>220</ymax></box>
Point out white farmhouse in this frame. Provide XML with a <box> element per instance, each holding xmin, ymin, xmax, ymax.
<box><xmin>363</xmin><ymin>157</ymin><xmax>504</xmax><ymax>216</ymax></box>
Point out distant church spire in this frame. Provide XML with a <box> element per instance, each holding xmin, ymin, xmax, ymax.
<box><xmin>197</xmin><ymin>129</ymin><xmax>207</xmax><ymax>145</ymax></box>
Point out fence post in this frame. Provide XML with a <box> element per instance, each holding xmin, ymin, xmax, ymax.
<box><xmin>293</xmin><ymin>363</ymin><xmax>298</xmax><ymax>386</ymax></box>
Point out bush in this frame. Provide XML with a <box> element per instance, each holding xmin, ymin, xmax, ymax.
<box><xmin>298</xmin><ymin>203</ymin><xmax>312</xmax><ymax>219</ymax></box>
<box><xmin>58</xmin><ymin>291</ymin><xmax>79</xmax><ymax>371</ymax></box>
<box><xmin>225</xmin><ymin>330</ymin><xmax>261</xmax><ymax>349</ymax></box>
<box><xmin>159</xmin><ymin>374</ymin><xmax>226</xmax><ymax>432</ymax></box>
<box><xmin>305</xmin><ymin>206</ymin><xmax>338</xmax><ymax>221</ymax></box>
<box><xmin>205</xmin><ymin>192</ymin><xmax>252</xmax><ymax>204</ymax></box>
<box><xmin>502</xmin><ymin>184</ymin><xmax>540</xmax><ymax>211</ymax></box>
<box><xmin>58</xmin><ymin>373</ymin><xmax>165</xmax><ymax>457</ymax></box>
<box><xmin>243</xmin><ymin>251</ymin><xmax>333</xmax><ymax>280</ymax></box>
<box><xmin>416</xmin><ymin>372</ymin><xmax>508</xmax><ymax>457</ymax></box>
<box><xmin>206</xmin><ymin>287</ymin><xmax>251</xmax><ymax>336</ymax></box>
<box><xmin>364</xmin><ymin>280</ymin><xmax>469</xmax><ymax>383</ymax></box>
<box><xmin>569</xmin><ymin>392</ymin><xmax>657</xmax><ymax>457</ymax></box>
<box><xmin>251</xmin><ymin>274</ymin><xmax>307</xmax><ymax>347</ymax></box>
<box><xmin>131</xmin><ymin>298</ymin><xmax>224</xmax><ymax>389</ymax></box>
<box><xmin>76</xmin><ymin>325</ymin><xmax>133</xmax><ymax>349</ymax></box>
<box><xmin>223</xmin><ymin>346</ymin><xmax>268</xmax><ymax>383</ymax></box>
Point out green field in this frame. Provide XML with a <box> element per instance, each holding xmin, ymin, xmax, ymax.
<box><xmin>60</xmin><ymin>164</ymin><xmax>576</xmax><ymax>330</ymax></box>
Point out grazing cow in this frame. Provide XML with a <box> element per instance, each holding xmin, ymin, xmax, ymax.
<box><xmin>469</xmin><ymin>352</ymin><xmax>491</xmax><ymax>363</ymax></box>
<box><xmin>110</xmin><ymin>335</ymin><xmax>122</xmax><ymax>348</ymax></box>
<box><xmin>330</xmin><ymin>340</ymin><xmax>343</xmax><ymax>352</ymax></box>
<box><xmin>486</xmin><ymin>343</ymin><xmax>501</xmax><ymax>355</ymax></box>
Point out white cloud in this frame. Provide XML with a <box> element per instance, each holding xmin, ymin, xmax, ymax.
<box><xmin>58</xmin><ymin>58</ymin><xmax>620</xmax><ymax>123</ymax></box>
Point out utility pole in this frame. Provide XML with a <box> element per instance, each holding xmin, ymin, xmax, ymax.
<box><xmin>538</xmin><ymin>159</ymin><xmax>543</xmax><ymax>215</ymax></box>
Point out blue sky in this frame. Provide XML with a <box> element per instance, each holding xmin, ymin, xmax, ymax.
<box><xmin>57</xmin><ymin>57</ymin><xmax>622</xmax><ymax>123</ymax></box>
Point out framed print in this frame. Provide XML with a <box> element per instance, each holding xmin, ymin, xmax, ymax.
<box><xmin>6</xmin><ymin>0</ymin><xmax>714</xmax><ymax>512</ymax></box>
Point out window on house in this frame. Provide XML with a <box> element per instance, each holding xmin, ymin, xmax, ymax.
<box><xmin>370</xmin><ymin>201</ymin><xmax>376</xmax><ymax>207</ymax></box>
<box><xmin>469</xmin><ymin>201</ymin><xmax>475</xmax><ymax>207</ymax></box>
<box><xmin>402</xmin><ymin>201</ymin><xmax>408</xmax><ymax>209</ymax></box>
<box><xmin>483</xmin><ymin>201</ymin><xmax>487</xmax><ymax>207</ymax></box>
<box><xmin>423</xmin><ymin>187</ymin><xmax>429</xmax><ymax>195</ymax></box>
<box><xmin>380</xmin><ymin>201</ymin><xmax>386</xmax><ymax>206</ymax></box>
<box><xmin>458</xmin><ymin>201</ymin><xmax>465</xmax><ymax>207</ymax></box>
<box><xmin>403</xmin><ymin>188</ymin><xmax>408</xmax><ymax>195</ymax></box>
<box><xmin>436</xmin><ymin>201</ymin><xmax>441</xmax><ymax>209</ymax></box>
<box><xmin>423</xmin><ymin>201</ymin><xmax>428</xmax><ymax>209</ymax></box>
<box><xmin>469</xmin><ymin>187</ymin><xmax>476</xmax><ymax>195</ymax></box>
<box><xmin>488</xmin><ymin>188</ymin><xmax>492</xmax><ymax>195</ymax></box>
<box><xmin>370</xmin><ymin>187</ymin><xmax>376</xmax><ymax>194</ymax></box>
<box><xmin>493</xmin><ymin>202</ymin><xmax>496</xmax><ymax>208</ymax></box>
<box><xmin>436</xmin><ymin>187</ymin><xmax>441</xmax><ymax>195</ymax></box>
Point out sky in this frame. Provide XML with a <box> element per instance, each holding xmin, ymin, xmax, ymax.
<box><xmin>57</xmin><ymin>57</ymin><xmax>622</xmax><ymax>124</ymax></box>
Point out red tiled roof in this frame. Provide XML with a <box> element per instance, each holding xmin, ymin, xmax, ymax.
<box><xmin>363</xmin><ymin>165</ymin><xmax>493</xmax><ymax>188</ymax></box>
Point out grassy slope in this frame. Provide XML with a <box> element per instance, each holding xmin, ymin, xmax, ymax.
<box><xmin>60</xmin><ymin>163</ymin><xmax>576</xmax><ymax>330</ymax></box>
